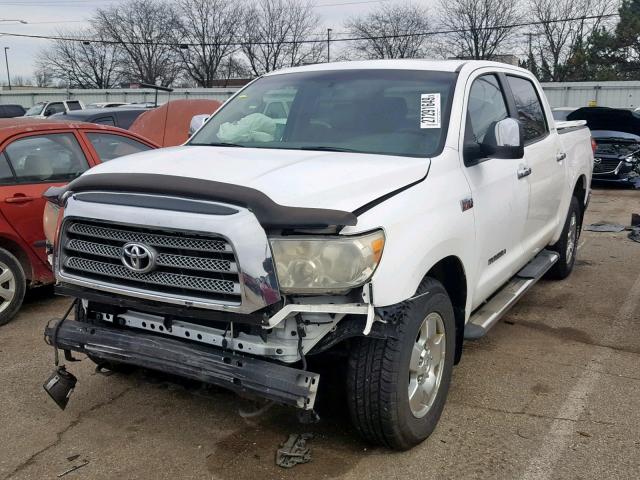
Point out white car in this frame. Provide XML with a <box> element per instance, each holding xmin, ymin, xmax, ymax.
<box><xmin>43</xmin><ymin>60</ymin><xmax>594</xmax><ymax>450</ymax></box>
<box><xmin>85</xmin><ymin>102</ymin><xmax>129</xmax><ymax>109</ymax></box>
<box><xmin>24</xmin><ymin>100</ymin><xmax>84</xmax><ymax>118</ymax></box>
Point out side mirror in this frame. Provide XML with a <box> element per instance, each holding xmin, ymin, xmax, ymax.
<box><xmin>464</xmin><ymin>118</ymin><xmax>524</xmax><ymax>165</ymax></box>
<box><xmin>189</xmin><ymin>114</ymin><xmax>209</xmax><ymax>136</ymax></box>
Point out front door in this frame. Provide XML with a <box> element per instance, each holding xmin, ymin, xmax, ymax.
<box><xmin>0</xmin><ymin>132</ymin><xmax>91</xmax><ymax>264</ymax></box>
<box><xmin>460</xmin><ymin>72</ymin><xmax>530</xmax><ymax>308</ymax></box>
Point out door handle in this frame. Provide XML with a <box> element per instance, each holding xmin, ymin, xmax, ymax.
<box><xmin>517</xmin><ymin>166</ymin><xmax>532</xmax><ymax>179</ymax></box>
<box><xmin>5</xmin><ymin>195</ymin><xmax>36</xmax><ymax>204</ymax></box>
<box><xmin>556</xmin><ymin>152</ymin><xmax>567</xmax><ymax>162</ymax></box>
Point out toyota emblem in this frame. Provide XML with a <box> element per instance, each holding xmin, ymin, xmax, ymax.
<box><xmin>121</xmin><ymin>243</ymin><xmax>157</xmax><ymax>274</ymax></box>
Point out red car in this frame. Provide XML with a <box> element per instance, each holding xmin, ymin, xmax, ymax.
<box><xmin>0</xmin><ymin>118</ymin><xmax>158</xmax><ymax>325</ymax></box>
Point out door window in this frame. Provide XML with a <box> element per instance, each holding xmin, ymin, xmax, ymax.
<box><xmin>506</xmin><ymin>75</ymin><xmax>548</xmax><ymax>143</ymax></box>
<box><xmin>94</xmin><ymin>116</ymin><xmax>116</xmax><ymax>126</ymax></box>
<box><xmin>0</xmin><ymin>153</ymin><xmax>15</xmax><ymax>184</ymax></box>
<box><xmin>466</xmin><ymin>75</ymin><xmax>509</xmax><ymax>145</ymax></box>
<box><xmin>66</xmin><ymin>100</ymin><xmax>82</xmax><ymax>111</ymax></box>
<box><xmin>44</xmin><ymin>103</ymin><xmax>65</xmax><ymax>116</ymax></box>
<box><xmin>4</xmin><ymin>133</ymin><xmax>89</xmax><ymax>183</ymax></box>
<box><xmin>86</xmin><ymin>132</ymin><xmax>152</xmax><ymax>162</ymax></box>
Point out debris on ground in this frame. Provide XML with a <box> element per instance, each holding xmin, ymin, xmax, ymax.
<box><xmin>628</xmin><ymin>214</ymin><xmax>640</xmax><ymax>243</ymax></box>
<box><xmin>585</xmin><ymin>222</ymin><xmax>626</xmax><ymax>232</ymax></box>
<box><xmin>275</xmin><ymin>433</ymin><xmax>313</xmax><ymax>468</ymax></box>
<box><xmin>58</xmin><ymin>460</ymin><xmax>89</xmax><ymax>477</ymax></box>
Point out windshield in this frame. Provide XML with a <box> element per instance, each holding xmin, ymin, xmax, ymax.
<box><xmin>190</xmin><ymin>69</ymin><xmax>456</xmax><ymax>158</ymax></box>
<box><xmin>25</xmin><ymin>102</ymin><xmax>45</xmax><ymax>116</ymax></box>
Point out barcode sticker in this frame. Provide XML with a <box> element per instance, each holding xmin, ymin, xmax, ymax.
<box><xmin>420</xmin><ymin>93</ymin><xmax>441</xmax><ymax>129</ymax></box>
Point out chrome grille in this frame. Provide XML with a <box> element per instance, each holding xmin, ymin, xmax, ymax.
<box><xmin>67</xmin><ymin>222</ymin><xmax>231</xmax><ymax>252</ymax></box>
<box><xmin>60</xmin><ymin>220</ymin><xmax>241</xmax><ymax>304</ymax></box>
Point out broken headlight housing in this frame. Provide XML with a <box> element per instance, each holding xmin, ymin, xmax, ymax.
<box><xmin>269</xmin><ymin>230</ymin><xmax>385</xmax><ymax>294</ymax></box>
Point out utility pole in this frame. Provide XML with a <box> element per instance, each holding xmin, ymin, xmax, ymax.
<box><xmin>526</xmin><ymin>32</ymin><xmax>534</xmax><ymax>58</ymax></box>
<box><xmin>4</xmin><ymin>47</ymin><xmax>10</xmax><ymax>91</ymax></box>
<box><xmin>327</xmin><ymin>28</ymin><xmax>332</xmax><ymax>63</ymax></box>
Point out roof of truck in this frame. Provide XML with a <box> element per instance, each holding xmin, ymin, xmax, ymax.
<box><xmin>266</xmin><ymin>59</ymin><xmax>531</xmax><ymax>76</ymax></box>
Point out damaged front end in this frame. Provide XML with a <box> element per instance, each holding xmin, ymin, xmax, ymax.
<box><xmin>43</xmin><ymin>174</ymin><xmax>384</xmax><ymax>411</ymax></box>
<box><xmin>592</xmin><ymin>139</ymin><xmax>640</xmax><ymax>185</ymax></box>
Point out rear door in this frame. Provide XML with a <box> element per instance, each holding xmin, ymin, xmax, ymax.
<box><xmin>460</xmin><ymin>72</ymin><xmax>530</xmax><ymax>306</ymax></box>
<box><xmin>0</xmin><ymin>131</ymin><xmax>91</xmax><ymax>263</ymax></box>
<box><xmin>504</xmin><ymin>75</ymin><xmax>565</xmax><ymax>256</ymax></box>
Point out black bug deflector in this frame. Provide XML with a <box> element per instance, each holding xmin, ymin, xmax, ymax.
<box><xmin>44</xmin><ymin>320</ymin><xmax>319</xmax><ymax>409</ymax></box>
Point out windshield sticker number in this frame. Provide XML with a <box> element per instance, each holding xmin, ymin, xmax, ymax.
<box><xmin>420</xmin><ymin>93</ymin><xmax>441</xmax><ymax>129</ymax></box>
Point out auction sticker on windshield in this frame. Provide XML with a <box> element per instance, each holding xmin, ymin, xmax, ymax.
<box><xmin>420</xmin><ymin>93</ymin><xmax>441</xmax><ymax>129</ymax></box>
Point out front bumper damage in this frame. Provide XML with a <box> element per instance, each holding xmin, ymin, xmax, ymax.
<box><xmin>44</xmin><ymin>319</ymin><xmax>319</xmax><ymax>409</ymax></box>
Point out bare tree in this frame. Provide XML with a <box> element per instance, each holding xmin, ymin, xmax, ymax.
<box><xmin>241</xmin><ymin>0</ymin><xmax>325</xmax><ymax>76</ymax></box>
<box><xmin>33</xmin><ymin>66</ymin><xmax>53</xmax><ymax>87</ymax></box>
<box><xmin>345</xmin><ymin>3</ymin><xmax>433</xmax><ymax>59</ymax></box>
<box><xmin>175</xmin><ymin>0</ymin><xmax>244</xmax><ymax>87</ymax></box>
<box><xmin>439</xmin><ymin>0</ymin><xmax>523</xmax><ymax>60</ymax></box>
<box><xmin>35</xmin><ymin>28</ymin><xmax>121</xmax><ymax>88</ymax></box>
<box><xmin>94</xmin><ymin>0</ymin><xmax>181</xmax><ymax>86</ymax></box>
<box><xmin>528</xmin><ymin>0</ymin><xmax>617</xmax><ymax>81</ymax></box>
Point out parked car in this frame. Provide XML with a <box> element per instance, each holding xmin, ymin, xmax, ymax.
<box><xmin>129</xmin><ymin>99</ymin><xmax>221</xmax><ymax>146</ymax></box>
<box><xmin>85</xmin><ymin>102</ymin><xmax>129</xmax><ymax>109</ymax></box>
<box><xmin>44</xmin><ymin>60</ymin><xmax>593</xmax><ymax>449</ymax></box>
<box><xmin>0</xmin><ymin>118</ymin><xmax>157</xmax><ymax>326</ymax></box>
<box><xmin>24</xmin><ymin>100</ymin><xmax>84</xmax><ymax>118</ymax></box>
<box><xmin>566</xmin><ymin>107</ymin><xmax>640</xmax><ymax>185</ymax></box>
<box><xmin>0</xmin><ymin>104</ymin><xmax>26</xmax><ymax>118</ymax></box>
<box><xmin>50</xmin><ymin>106</ymin><xmax>153</xmax><ymax>130</ymax></box>
<box><xmin>552</xmin><ymin>107</ymin><xmax>579</xmax><ymax>121</ymax></box>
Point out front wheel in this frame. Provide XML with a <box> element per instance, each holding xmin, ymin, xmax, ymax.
<box><xmin>346</xmin><ymin>278</ymin><xmax>456</xmax><ymax>450</ymax></box>
<box><xmin>547</xmin><ymin>196</ymin><xmax>581</xmax><ymax>280</ymax></box>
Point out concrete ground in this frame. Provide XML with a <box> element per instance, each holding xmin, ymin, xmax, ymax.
<box><xmin>1</xmin><ymin>188</ymin><xmax>639</xmax><ymax>480</ymax></box>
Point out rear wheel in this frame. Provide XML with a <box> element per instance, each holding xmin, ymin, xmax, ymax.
<box><xmin>346</xmin><ymin>278</ymin><xmax>455</xmax><ymax>450</ymax></box>
<box><xmin>0</xmin><ymin>248</ymin><xmax>26</xmax><ymax>327</ymax></box>
<box><xmin>547</xmin><ymin>196</ymin><xmax>581</xmax><ymax>280</ymax></box>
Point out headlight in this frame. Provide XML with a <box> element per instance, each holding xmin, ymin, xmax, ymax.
<box><xmin>269</xmin><ymin>230</ymin><xmax>384</xmax><ymax>294</ymax></box>
<box><xmin>43</xmin><ymin>201</ymin><xmax>61</xmax><ymax>245</ymax></box>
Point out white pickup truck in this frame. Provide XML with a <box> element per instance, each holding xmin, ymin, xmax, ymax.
<box><xmin>43</xmin><ymin>60</ymin><xmax>594</xmax><ymax>450</ymax></box>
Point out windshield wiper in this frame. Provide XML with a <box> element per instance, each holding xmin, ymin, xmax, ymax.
<box><xmin>298</xmin><ymin>146</ymin><xmax>361</xmax><ymax>153</ymax></box>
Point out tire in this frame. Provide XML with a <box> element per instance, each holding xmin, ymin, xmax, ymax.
<box><xmin>346</xmin><ymin>277</ymin><xmax>456</xmax><ymax>450</ymax></box>
<box><xmin>0</xmin><ymin>248</ymin><xmax>26</xmax><ymax>327</ymax></box>
<box><xmin>75</xmin><ymin>302</ymin><xmax>134</xmax><ymax>373</ymax></box>
<box><xmin>547</xmin><ymin>196</ymin><xmax>581</xmax><ymax>280</ymax></box>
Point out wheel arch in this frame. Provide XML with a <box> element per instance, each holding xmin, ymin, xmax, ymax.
<box><xmin>0</xmin><ymin>235</ymin><xmax>33</xmax><ymax>281</ymax></box>
<box><xmin>424</xmin><ymin>255</ymin><xmax>467</xmax><ymax>364</ymax></box>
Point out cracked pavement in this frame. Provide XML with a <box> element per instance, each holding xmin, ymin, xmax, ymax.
<box><xmin>1</xmin><ymin>188</ymin><xmax>639</xmax><ymax>480</ymax></box>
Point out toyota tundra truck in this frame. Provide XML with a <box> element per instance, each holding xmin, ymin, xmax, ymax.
<box><xmin>43</xmin><ymin>60</ymin><xmax>594</xmax><ymax>450</ymax></box>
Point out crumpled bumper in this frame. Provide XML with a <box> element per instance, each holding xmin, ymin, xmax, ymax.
<box><xmin>44</xmin><ymin>320</ymin><xmax>319</xmax><ymax>409</ymax></box>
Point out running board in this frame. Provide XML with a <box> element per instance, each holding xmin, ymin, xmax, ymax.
<box><xmin>464</xmin><ymin>249</ymin><xmax>559</xmax><ymax>340</ymax></box>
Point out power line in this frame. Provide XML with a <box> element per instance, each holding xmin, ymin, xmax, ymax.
<box><xmin>0</xmin><ymin>13</ymin><xmax>620</xmax><ymax>47</ymax></box>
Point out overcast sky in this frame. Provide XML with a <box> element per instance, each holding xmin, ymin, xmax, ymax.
<box><xmin>0</xmin><ymin>0</ymin><xmax>399</xmax><ymax>81</ymax></box>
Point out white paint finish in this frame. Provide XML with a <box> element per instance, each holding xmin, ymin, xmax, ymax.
<box><xmin>521</xmin><ymin>271</ymin><xmax>640</xmax><ymax>480</ymax></box>
<box><xmin>84</xmin><ymin>145</ymin><xmax>430</xmax><ymax>212</ymax></box>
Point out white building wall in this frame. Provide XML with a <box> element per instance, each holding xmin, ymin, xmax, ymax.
<box><xmin>541</xmin><ymin>81</ymin><xmax>640</xmax><ymax>109</ymax></box>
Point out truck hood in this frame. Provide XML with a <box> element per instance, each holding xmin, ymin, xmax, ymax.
<box><xmin>84</xmin><ymin>146</ymin><xmax>430</xmax><ymax>212</ymax></box>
